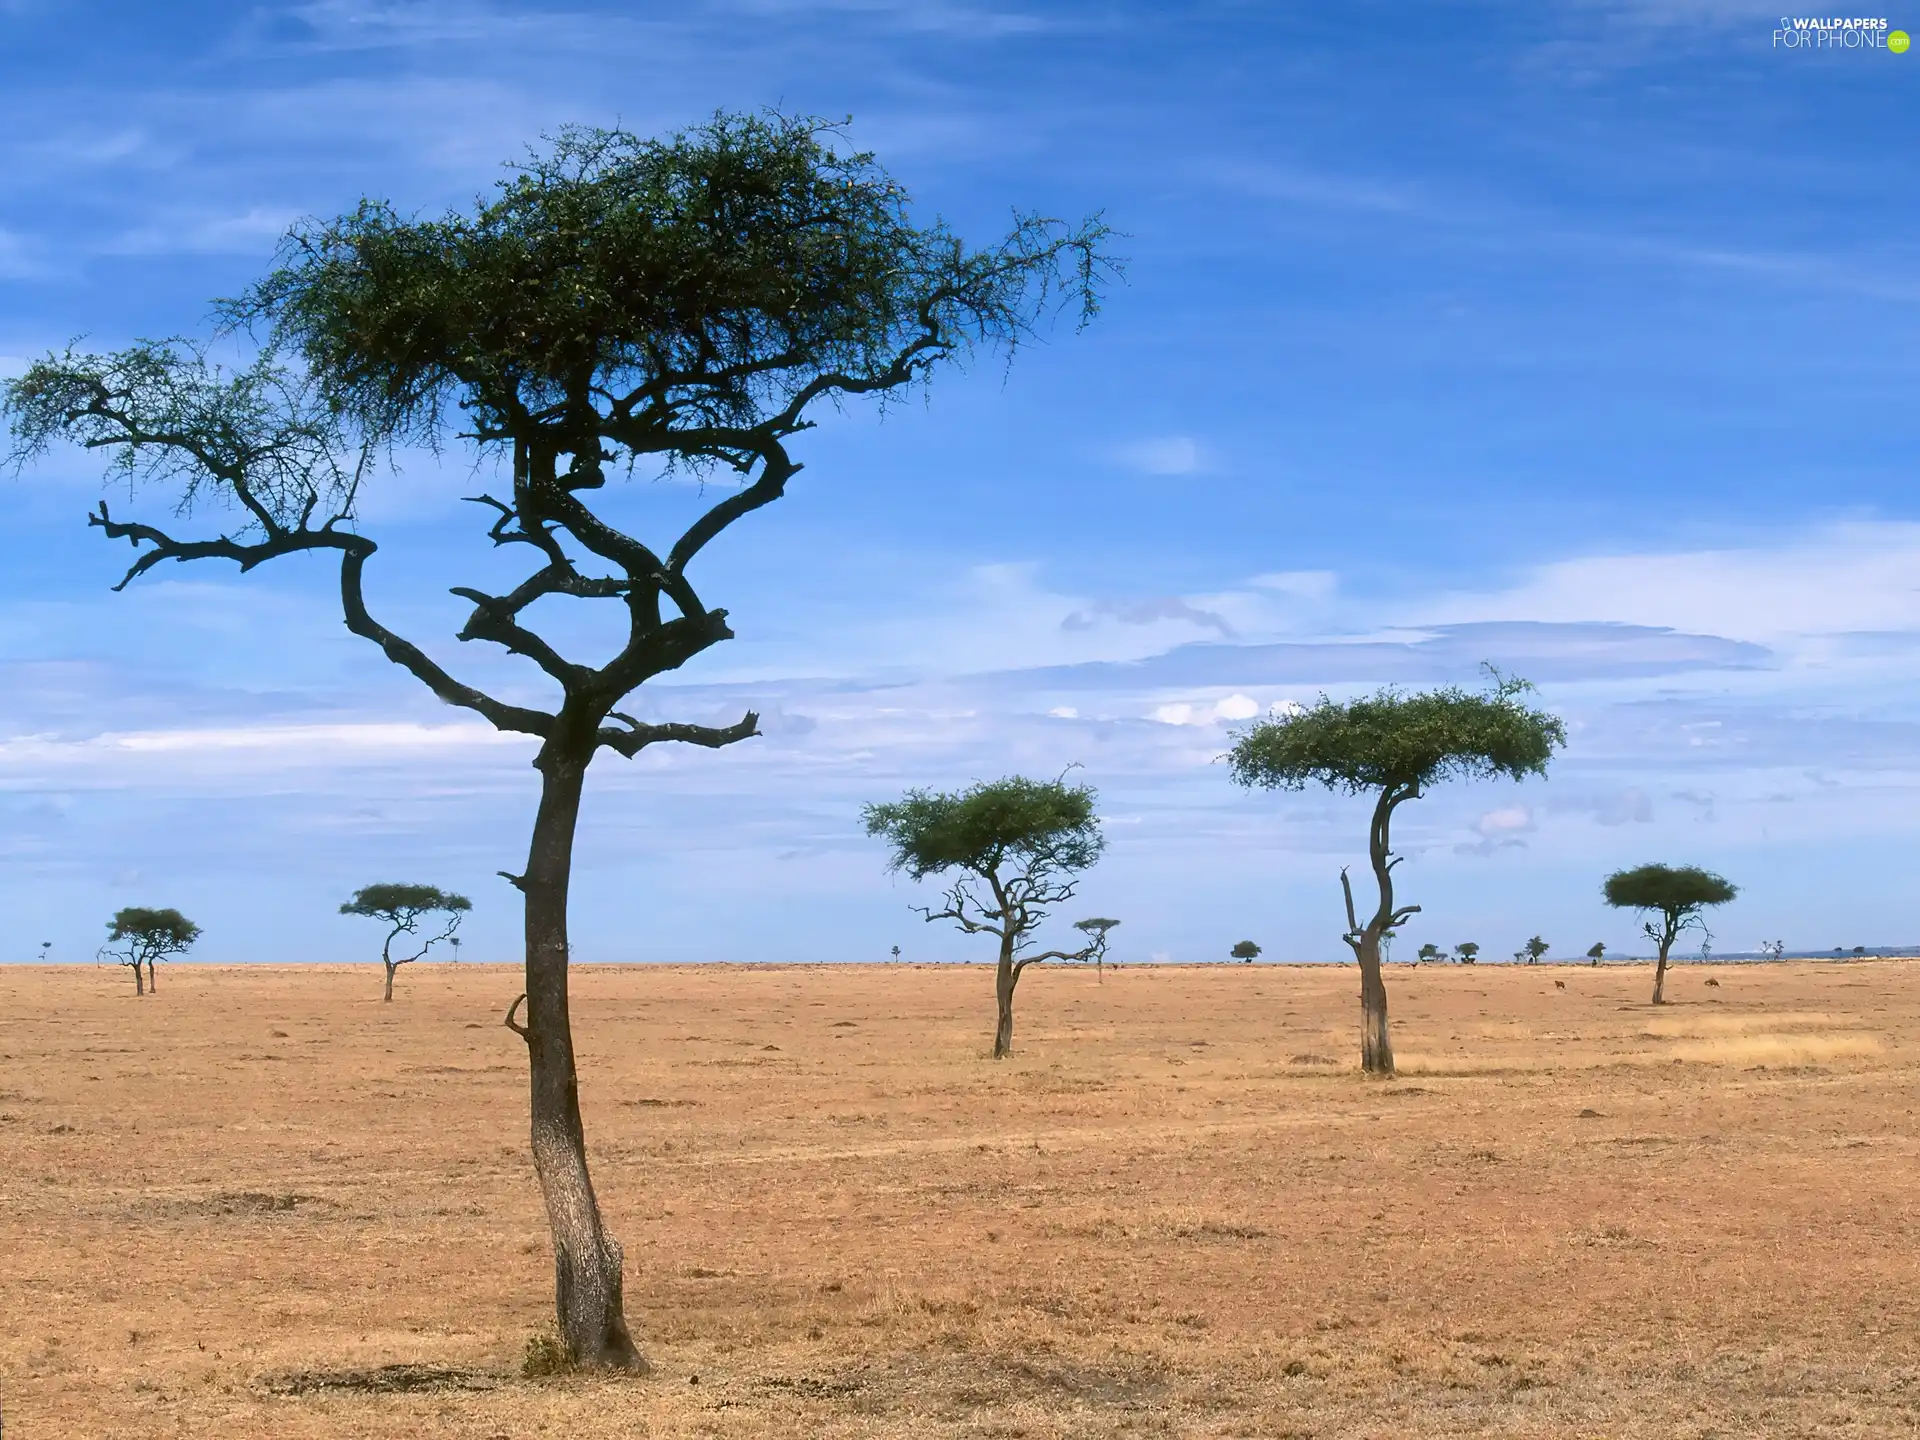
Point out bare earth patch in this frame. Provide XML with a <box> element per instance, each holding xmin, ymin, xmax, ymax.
<box><xmin>3</xmin><ymin>959</ymin><xmax>1919</xmax><ymax>1437</ymax></box>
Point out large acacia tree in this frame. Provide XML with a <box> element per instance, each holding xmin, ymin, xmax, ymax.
<box><xmin>865</xmin><ymin>775</ymin><xmax>1110</xmax><ymax>1057</ymax></box>
<box><xmin>1227</xmin><ymin>675</ymin><xmax>1564</xmax><ymax>1076</ymax></box>
<box><xmin>4</xmin><ymin>113</ymin><xmax>1111</xmax><ymax>1369</ymax></box>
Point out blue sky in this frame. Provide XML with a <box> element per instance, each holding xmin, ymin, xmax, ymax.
<box><xmin>2</xmin><ymin>0</ymin><xmax>1917</xmax><ymax>966</ymax></box>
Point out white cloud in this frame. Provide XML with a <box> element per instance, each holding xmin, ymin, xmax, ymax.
<box><xmin>1410</xmin><ymin>521</ymin><xmax>1920</xmax><ymax>645</ymax></box>
<box><xmin>1150</xmin><ymin>693</ymin><xmax>1261</xmax><ymax>726</ymax></box>
<box><xmin>0</xmin><ymin>721</ymin><xmax>529</xmax><ymax>764</ymax></box>
<box><xmin>1111</xmin><ymin>435</ymin><xmax>1203</xmax><ymax>476</ymax></box>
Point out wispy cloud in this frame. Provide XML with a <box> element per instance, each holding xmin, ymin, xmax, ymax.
<box><xmin>1062</xmin><ymin>596</ymin><xmax>1234</xmax><ymax>638</ymax></box>
<box><xmin>1109</xmin><ymin>435</ymin><xmax>1204</xmax><ymax>476</ymax></box>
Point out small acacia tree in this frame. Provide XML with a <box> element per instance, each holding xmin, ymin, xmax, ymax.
<box><xmin>342</xmin><ymin>883</ymin><xmax>472</xmax><ymax>1001</ymax></box>
<box><xmin>865</xmin><ymin>775</ymin><xmax>1108</xmax><ymax>1057</ymax></box>
<box><xmin>1075</xmin><ymin>917</ymin><xmax>1121</xmax><ymax>979</ymax></box>
<box><xmin>1603</xmin><ymin>864</ymin><xmax>1737</xmax><ymax>1004</ymax></box>
<box><xmin>5</xmin><ymin>113</ymin><xmax>1111</xmax><ymax>1369</ymax></box>
<box><xmin>1417</xmin><ymin>942</ymin><xmax>1442</xmax><ymax>964</ymax></box>
<box><xmin>1455</xmin><ymin>942</ymin><xmax>1481</xmax><ymax>965</ymax></box>
<box><xmin>1227</xmin><ymin>675</ymin><xmax>1563</xmax><ymax>1075</ymax></box>
<box><xmin>102</xmin><ymin>907</ymin><xmax>200</xmax><ymax>995</ymax></box>
<box><xmin>1230</xmin><ymin>939</ymin><xmax>1261</xmax><ymax>963</ymax></box>
<box><xmin>1522</xmin><ymin>935</ymin><xmax>1549</xmax><ymax>965</ymax></box>
<box><xmin>1587</xmin><ymin>942</ymin><xmax>1606</xmax><ymax>966</ymax></box>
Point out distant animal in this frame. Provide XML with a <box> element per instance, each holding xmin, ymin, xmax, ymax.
<box><xmin>1554</xmin><ymin>980</ymin><xmax>1565</xmax><ymax>990</ymax></box>
<box><xmin>1704</xmin><ymin>978</ymin><xmax>1720</xmax><ymax>988</ymax></box>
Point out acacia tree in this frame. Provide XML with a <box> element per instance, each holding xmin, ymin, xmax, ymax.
<box><xmin>1417</xmin><ymin>942</ymin><xmax>1442</xmax><ymax>964</ymax></box>
<box><xmin>1227</xmin><ymin>676</ymin><xmax>1563</xmax><ymax>1075</ymax></box>
<box><xmin>4</xmin><ymin>113</ymin><xmax>1111</xmax><ymax>1370</ymax></box>
<box><xmin>1522</xmin><ymin>935</ymin><xmax>1548</xmax><ymax>965</ymax></box>
<box><xmin>865</xmin><ymin>775</ymin><xmax>1109</xmax><ymax>1057</ymax></box>
<box><xmin>1075</xmin><ymin>917</ymin><xmax>1121</xmax><ymax>979</ymax></box>
<box><xmin>1602</xmin><ymin>863</ymin><xmax>1737</xmax><ymax>1004</ymax></box>
<box><xmin>1455</xmin><ymin>942</ymin><xmax>1481</xmax><ymax>965</ymax></box>
<box><xmin>1230</xmin><ymin>939</ymin><xmax>1261</xmax><ymax>963</ymax></box>
<box><xmin>1587</xmin><ymin>942</ymin><xmax>1606</xmax><ymax>966</ymax></box>
<box><xmin>341</xmin><ymin>883</ymin><xmax>472</xmax><ymax>1001</ymax></box>
<box><xmin>102</xmin><ymin>907</ymin><xmax>200</xmax><ymax>995</ymax></box>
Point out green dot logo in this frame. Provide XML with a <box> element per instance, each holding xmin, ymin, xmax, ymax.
<box><xmin>1891</xmin><ymin>29</ymin><xmax>1912</xmax><ymax>52</ymax></box>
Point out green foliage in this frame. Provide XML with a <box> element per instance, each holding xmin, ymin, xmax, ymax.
<box><xmin>863</xmin><ymin>776</ymin><xmax>1102</xmax><ymax>883</ymax></box>
<box><xmin>1417</xmin><ymin>943</ymin><xmax>1442</xmax><ymax>963</ymax></box>
<box><xmin>1075</xmin><ymin>917</ymin><xmax>1121</xmax><ymax>940</ymax></box>
<box><xmin>104</xmin><ymin>907</ymin><xmax>201</xmax><ymax>976</ymax></box>
<box><xmin>1587</xmin><ymin>942</ymin><xmax>1606</xmax><ymax>960</ymax></box>
<box><xmin>233</xmin><ymin>112</ymin><xmax>1114</xmax><ymax>452</ymax></box>
<box><xmin>1602</xmin><ymin>864</ymin><xmax>1738</xmax><ymax>919</ymax></box>
<box><xmin>340</xmin><ymin>883</ymin><xmax>473</xmax><ymax>922</ymax></box>
<box><xmin>1455</xmin><ymin>942</ymin><xmax>1480</xmax><ymax>964</ymax></box>
<box><xmin>106</xmin><ymin>907</ymin><xmax>201</xmax><ymax>953</ymax></box>
<box><xmin>4</xmin><ymin>342</ymin><xmax>358</xmax><ymax>532</ymax></box>
<box><xmin>1523</xmin><ymin>935</ymin><xmax>1549</xmax><ymax>963</ymax></box>
<box><xmin>1229</xmin><ymin>939</ymin><xmax>1261</xmax><ymax>960</ymax></box>
<box><xmin>1225</xmin><ymin>674</ymin><xmax>1564</xmax><ymax>798</ymax></box>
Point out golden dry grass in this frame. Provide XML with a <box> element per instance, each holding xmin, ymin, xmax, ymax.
<box><xmin>5</xmin><ymin>958</ymin><xmax>1920</xmax><ymax>1438</ymax></box>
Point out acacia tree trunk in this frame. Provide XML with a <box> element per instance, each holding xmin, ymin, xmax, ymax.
<box><xmin>131</xmin><ymin>962</ymin><xmax>144</xmax><ymax>996</ymax></box>
<box><xmin>1347</xmin><ymin>786</ymin><xmax>1417</xmax><ymax>1077</ymax></box>
<box><xmin>145</xmin><ymin>958</ymin><xmax>156</xmax><ymax>993</ymax></box>
<box><xmin>518</xmin><ymin>744</ymin><xmax>643</xmax><ymax>1370</ymax></box>
<box><xmin>1652</xmin><ymin>941</ymin><xmax>1671</xmax><ymax>1004</ymax></box>
<box><xmin>993</xmin><ymin>929</ymin><xmax>1018</xmax><ymax>1058</ymax></box>
<box><xmin>1357</xmin><ymin>930</ymin><xmax>1392</xmax><ymax>1075</ymax></box>
<box><xmin>383</xmin><ymin>960</ymin><xmax>397</xmax><ymax>1002</ymax></box>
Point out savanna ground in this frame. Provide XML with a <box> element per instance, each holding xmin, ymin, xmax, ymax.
<box><xmin>4</xmin><ymin>959</ymin><xmax>1919</xmax><ymax>1439</ymax></box>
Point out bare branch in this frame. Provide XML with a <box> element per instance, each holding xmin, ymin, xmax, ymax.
<box><xmin>1340</xmin><ymin>867</ymin><xmax>1361</xmax><ymax>935</ymax></box>
<box><xmin>597</xmin><ymin>710</ymin><xmax>760</xmax><ymax>759</ymax></box>
<box><xmin>89</xmin><ymin>501</ymin><xmax>347</xmax><ymax>591</ymax></box>
<box><xmin>504</xmin><ymin>992</ymin><xmax>529</xmax><ymax>1040</ymax></box>
<box><xmin>336</xmin><ymin>547</ymin><xmax>554</xmax><ymax>739</ymax></box>
<box><xmin>498</xmin><ymin>870</ymin><xmax>528</xmax><ymax>892</ymax></box>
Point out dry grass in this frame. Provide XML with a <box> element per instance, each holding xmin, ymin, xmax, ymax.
<box><xmin>4</xmin><ymin>958</ymin><xmax>1920</xmax><ymax>1438</ymax></box>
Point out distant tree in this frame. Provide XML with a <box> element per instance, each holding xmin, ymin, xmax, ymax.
<box><xmin>890</xmin><ymin>944</ymin><xmax>902</xmax><ymax>962</ymax></box>
<box><xmin>448</xmin><ymin>935</ymin><xmax>462</xmax><ymax>963</ymax></box>
<box><xmin>1853</xmin><ymin>945</ymin><xmax>1868</xmax><ymax>956</ymax></box>
<box><xmin>1523</xmin><ymin>935</ymin><xmax>1549</xmax><ymax>965</ymax></box>
<box><xmin>865</xmin><ymin>775</ymin><xmax>1108</xmax><ymax>1057</ymax></box>
<box><xmin>341</xmin><ymin>883</ymin><xmax>472</xmax><ymax>1001</ymax></box>
<box><xmin>102</xmin><ymin>907</ymin><xmax>200</xmax><ymax>995</ymax></box>
<box><xmin>1455</xmin><ymin>942</ymin><xmax>1481</xmax><ymax>965</ymax></box>
<box><xmin>37</xmin><ymin>940</ymin><xmax>51</xmax><ymax>963</ymax></box>
<box><xmin>1417</xmin><ymin>943</ymin><xmax>1442</xmax><ymax>964</ymax></box>
<box><xmin>6</xmin><ymin>114</ymin><xmax>1111</xmax><ymax>1368</ymax></box>
<box><xmin>1760</xmin><ymin>940</ymin><xmax>1785</xmax><ymax>960</ymax></box>
<box><xmin>1602</xmin><ymin>864</ymin><xmax>1738</xmax><ymax>1004</ymax></box>
<box><xmin>1227</xmin><ymin>673</ymin><xmax>1562</xmax><ymax>1075</ymax></box>
<box><xmin>1076</xmin><ymin>918</ymin><xmax>1122</xmax><ymax>979</ymax></box>
<box><xmin>1586</xmin><ymin>942</ymin><xmax>1606</xmax><ymax>966</ymax></box>
<box><xmin>1229</xmin><ymin>939</ymin><xmax>1261</xmax><ymax>963</ymax></box>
